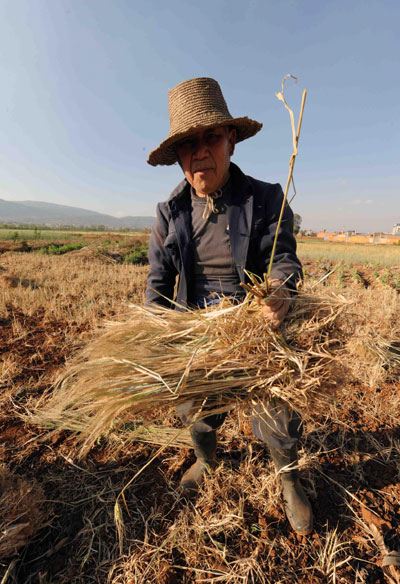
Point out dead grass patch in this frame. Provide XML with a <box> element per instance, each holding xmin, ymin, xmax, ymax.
<box><xmin>0</xmin><ymin>465</ymin><xmax>47</xmax><ymax>560</ymax></box>
<box><xmin>0</xmin><ymin>253</ymin><xmax>399</xmax><ymax>583</ymax></box>
<box><xmin>0</xmin><ymin>252</ymin><xmax>147</xmax><ymax>325</ymax></box>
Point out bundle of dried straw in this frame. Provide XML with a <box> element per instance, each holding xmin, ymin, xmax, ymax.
<box><xmin>33</xmin><ymin>284</ymin><xmax>400</xmax><ymax>454</ymax></box>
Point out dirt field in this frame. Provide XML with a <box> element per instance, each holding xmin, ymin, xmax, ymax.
<box><xmin>0</xmin><ymin>236</ymin><xmax>399</xmax><ymax>583</ymax></box>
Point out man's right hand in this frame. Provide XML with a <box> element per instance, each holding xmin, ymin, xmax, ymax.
<box><xmin>257</xmin><ymin>280</ymin><xmax>291</xmax><ymax>330</ymax></box>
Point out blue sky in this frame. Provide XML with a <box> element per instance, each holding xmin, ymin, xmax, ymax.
<box><xmin>1</xmin><ymin>0</ymin><xmax>399</xmax><ymax>232</ymax></box>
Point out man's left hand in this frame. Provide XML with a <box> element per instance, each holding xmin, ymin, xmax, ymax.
<box><xmin>258</xmin><ymin>281</ymin><xmax>291</xmax><ymax>330</ymax></box>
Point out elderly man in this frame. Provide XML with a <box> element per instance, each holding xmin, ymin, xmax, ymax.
<box><xmin>146</xmin><ymin>78</ymin><xmax>313</xmax><ymax>535</ymax></box>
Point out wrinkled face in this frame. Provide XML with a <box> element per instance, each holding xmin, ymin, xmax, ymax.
<box><xmin>176</xmin><ymin>126</ymin><xmax>236</xmax><ymax>195</ymax></box>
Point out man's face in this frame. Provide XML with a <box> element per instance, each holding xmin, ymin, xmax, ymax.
<box><xmin>176</xmin><ymin>126</ymin><xmax>236</xmax><ymax>195</ymax></box>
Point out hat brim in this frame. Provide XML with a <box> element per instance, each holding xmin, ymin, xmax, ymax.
<box><xmin>147</xmin><ymin>116</ymin><xmax>262</xmax><ymax>166</ymax></box>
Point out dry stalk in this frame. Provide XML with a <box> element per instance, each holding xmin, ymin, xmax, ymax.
<box><xmin>242</xmin><ymin>74</ymin><xmax>307</xmax><ymax>299</ymax></box>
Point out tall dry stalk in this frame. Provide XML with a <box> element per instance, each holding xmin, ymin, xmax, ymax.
<box><xmin>268</xmin><ymin>74</ymin><xmax>307</xmax><ymax>277</ymax></box>
<box><xmin>242</xmin><ymin>74</ymin><xmax>307</xmax><ymax>299</ymax></box>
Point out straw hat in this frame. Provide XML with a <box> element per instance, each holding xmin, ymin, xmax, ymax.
<box><xmin>147</xmin><ymin>77</ymin><xmax>263</xmax><ymax>166</ymax></box>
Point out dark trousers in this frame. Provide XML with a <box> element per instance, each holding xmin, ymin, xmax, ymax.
<box><xmin>176</xmin><ymin>399</ymin><xmax>303</xmax><ymax>450</ymax></box>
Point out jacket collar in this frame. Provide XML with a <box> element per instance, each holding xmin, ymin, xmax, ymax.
<box><xmin>167</xmin><ymin>177</ymin><xmax>190</xmax><ymax>206</ymax></box>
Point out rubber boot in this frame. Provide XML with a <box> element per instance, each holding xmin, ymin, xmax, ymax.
<box><xmin>269</xmin><ymin>446</ymin><xmax>313</xmax><ymax>535</ymax></box>
<box><xmin>180</xmin><ymin>424</ymin><xmax>217</xmax><ymax>498</ymax></box>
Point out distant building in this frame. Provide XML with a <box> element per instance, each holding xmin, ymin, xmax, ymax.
<box><xmin>297</xmin><ymin>230</ymin><xmax>316</xmax><ymax>237</ymax></box>
<box><xmin>315</xmin><ymin>230</ymin><xmax>400</xmax><ymax>245</ymax></box>
<box><xmin>372</xmin><ymin>233</ymin><xmax>400</xmax><ymax>244</ymax></box>
<box><xmin>393</xmin><ymin>223</ymin><xmax>400</xmax><ymax>235</ymax></box>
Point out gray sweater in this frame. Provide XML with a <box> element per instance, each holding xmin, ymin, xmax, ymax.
<box><xmin>190</xmin><ymin>181</ymin><xmax>243</xmax><ymax>302</ymax></box>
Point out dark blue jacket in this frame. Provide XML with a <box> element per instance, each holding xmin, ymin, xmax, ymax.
<box><xmin>145</xmin><ymin>163</ymin><xmax>302</xmax><ymax>308</ymax></box>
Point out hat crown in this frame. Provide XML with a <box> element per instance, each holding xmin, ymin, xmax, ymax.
<box><xmin>147</xmin><ymin>77</ymin><xmax>262</xmax><ymax>166</ymax></box>
<box><xmin>168</xmin><ymin>77</ymin><xmax>233</xmax><ymax>137</ymax></box>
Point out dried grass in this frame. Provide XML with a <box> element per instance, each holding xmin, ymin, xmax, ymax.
<box><xmin>2</xmin><ymin>247</ymin><xmax>400</xmax><ymax>583</ymax></box>
<box><xmin>0</xmin><ymin>252</ymin><xmax>147</xmax><ymax>325</ymax></box>
<box><xmin>0</xmin><ymin>465</ymin><xmax>47</xmax><ymax>559</ymax></box>
<box><xmin>31</xmin><ymin>285</ymin><xmax>400</xmax><ymax>455</ymax></box>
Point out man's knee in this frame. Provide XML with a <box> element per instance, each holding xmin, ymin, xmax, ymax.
<box><xmin>250</xmin><ymin>400</ymin><xmax>303</xmax><ymax>449</ymax></box>
<box><xmin>176</xmin><ymin>400</ymin><xmax>227</xmax><ymax>432</ymax></box>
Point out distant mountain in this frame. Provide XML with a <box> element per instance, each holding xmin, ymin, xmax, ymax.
<box><xmin>0</xmin><ymin>199</ymin><xmax>155</xmax><ymax>229</ymax></box>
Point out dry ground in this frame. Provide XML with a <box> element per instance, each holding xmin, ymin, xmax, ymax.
<box><xmin>0</xmin><ymin>237</ymin><xmax>399</xmax><ymax>584</ymax></box>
